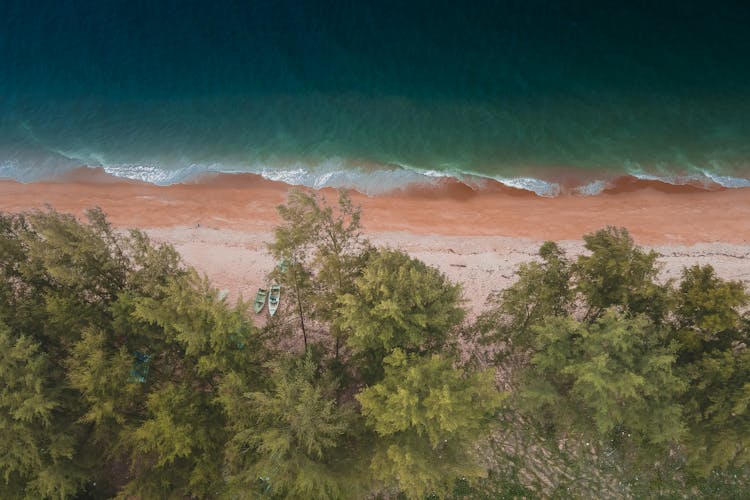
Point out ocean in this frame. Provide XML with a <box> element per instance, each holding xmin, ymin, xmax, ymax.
<box><xmin>1</xmin><ymin>0</ymin><xmax>749</xmax><ymax>195</ymax></box>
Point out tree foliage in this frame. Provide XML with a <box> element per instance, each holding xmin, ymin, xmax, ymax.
<box><xmin>5</xmin><ymin>203</ymin><xmax>747</xmax><ymax>498</ymax></box>
<box><xmin>221</xmin><ymin>352</ymin><xmax>365</xmax><ymax>499</ymax></box>
<box><xmin>575</xmin><ymin>226</ymin><xmax>670</xmax><ymax>322</ymax></box>
<box><xmin>357</xmin><ymin>349</ymin><xmax>504</xmax><ymax>498</ymax></box>
<box><xmin>0</xmin><ymin>323</ymin><xmax>86</xmax><ymax>498</ymax></box>
<box><xmin>674</xmin><ymin>265</ymin><xmax>747</xmax><ymax>354</ymax></box>
<box><xmin>268</xmin><ymin>189</ymin><xmax>370</xmax><ymax>351</ymax></box>
<box><xmin>338</xmin><ymin>248</ymin><xmax>465</xmax><ymax>377</ymax></box>
<box><xmin>672</xmin><ymin>265</ymin><xmax>750</xmax><ymax>475</ymax></box>
<box><xmin>0</xmin><ymin>209</ymin><xmax>265</xmax><ymax>498</ymax></box>
<box><xmin>478</xmin><ymin>227</ymin><xmax>750</xmax><ymax>495</ymax></box>
<box><xmin>477</xmin><ymin>241</ymin><xmax>572</xmax><ymax>352</ymax></box>
<box><xmin>520</xmin><ymin>311</ymin><xmax>684</xmax><ymax>452</ymax></box>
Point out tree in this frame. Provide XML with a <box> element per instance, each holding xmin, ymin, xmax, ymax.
<box><xmin>476</xmin><ymin>241</ymin><xmax>572</xmax><ymax>353</ymax></box>
<box><xmin>0</xmin><ymin>323</ymin><xmax>87</xmax><ymax>498</ymax></box>
<box><xmin>220</xmin><ymin>352</ymin><xmax>366</xmax><ymax>499</ymax></box>
<box><xmin>0</xmin><ymin>214</ymin><xmax>41</xmax><ymax>337</ymax></box>
<box><xmin>518</xmin><ymin>311</ymin><xmax>685</xmax><ymax>462</ymax></box>
<box><xmin>0</xmin><ymin>208</ymin><xmax>265</xmax><ymax>497</ymax></box>
<box><xmin>0</xmin><ymin>209</ymin><xmax>135</xmax><ymax>497</ymax></box>
<box><xmin>357</xmin><ymin>349</ymin><xmax>504</xmax><ymax>498</ymax></box>
<box><xmin>673</xmin><ymin>265</ymin><xmax>750</xmax><ymax>476</ymax></box>
<box><xmin>65</xmin><ymin>326</ymin><xmax>141</xmax><ymax>453</ymax></box>
<box><xmin>574</xmin><ymin>227</ymin><xmax>670</xmax><ymax>323</ymax></box>
<box><xmin>268</xmin><ymin>191</ymin><xmax>316</xmax><ymax>346</ymax></box>
<box><xmin>472</xmin><ymin>229</ymin><xmax>750</xmax><ymax>496</ymax></box>
<box><xmin>268</xmin><ymin>189</ymin><xmax>369</xmax><ymax>351</ymax></box>
<box><xmin>674</xmin><ymin>265</ymin><xmax>748</xmax><ymax>355</ymax></box>
<box><xmin>309</xmin><ymin>191</ymin><xmax>371</xmax><ymax>358</ymax></box>
<box><xmin>680</xmin><ymin>347</ymin><xmax>750</xmax><ymax>476</ymax></box>
<box><xmin>338</xmin><ymin>248</ymin><xmax>464</xmax><ymax>379</ymax></box>
<box><xmin>118</xmin><ymin>270</ymin><xmax>265</xmax><ymax>498</ymax></box>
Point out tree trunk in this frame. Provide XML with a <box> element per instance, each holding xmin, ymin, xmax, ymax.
<box><xmin>293</xmin><ymin>268</ymin><xmax>307</xmax><ymax>347</ymax></box>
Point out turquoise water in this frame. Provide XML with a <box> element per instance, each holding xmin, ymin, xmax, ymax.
<box><xmin>2</xmin><ymin>1</ymin><xmax>750</xmax><ymax>195</ymax></box>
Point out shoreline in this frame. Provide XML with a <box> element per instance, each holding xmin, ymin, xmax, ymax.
<box><xmin>2</xmin><ymin>168</ymin><xmax>748</xmax><ymax>314</ymax></box>
<box><xmin>1</xmin><ymin>167</ymin><xmax>749</xmax><ymax>244</ymax></box>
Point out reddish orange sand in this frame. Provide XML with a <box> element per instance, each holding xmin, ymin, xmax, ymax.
<box><xmin>1</xmin><ymin>168</ymin><xmax>749</xmax><ymax>244</ymax></box>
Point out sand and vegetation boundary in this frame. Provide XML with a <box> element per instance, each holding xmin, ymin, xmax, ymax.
<box><xmin>2</xmin><ymin>182</ymin><xmax>750</xmax><ymax>497</ymax></box>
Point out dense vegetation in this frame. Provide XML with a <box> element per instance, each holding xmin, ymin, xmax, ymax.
<box><xmin>1</xmin><ymin>193</ymin><xmax>748</xmax><ymax>498</ymax></box>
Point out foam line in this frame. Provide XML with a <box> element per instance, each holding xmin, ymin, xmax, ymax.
<box><xmin>3</xmin><ymin>160</ymin><xmax>750</xmax><ymax>197</ymax></box>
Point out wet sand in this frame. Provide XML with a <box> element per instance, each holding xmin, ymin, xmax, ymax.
<box><xmin>2</xmin><ymin>168</ymin><xmax>749</xmax><ymax>313</ymax></box>
<box><xmin>1</xmin><ymin>167</ymin><xmax>748</xmax><ymax>244</ymax></box>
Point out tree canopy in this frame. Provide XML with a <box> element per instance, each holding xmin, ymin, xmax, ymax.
<box><xmin>267</xmin><ymin>189</ymin><xmax>370</xmax><ymax>351</ymax></box>
<box><xmin>0</xmin><ymin>203</ymin><xmax>503</xmax><ymax>499</ymax></box>
<box><xmin>358</xmin><ymin>349</ymin><xmax>503</xmax><ymax>498</ymax></box>
<box><xmin>338</xmin><ymin>248</ymin><xmax>465</xmax><ymax>379</ymax></box>
<box><xmin>0</xmin><ymin>209</ymin><xmax>266</xmax><ymax>498</ymax></box>
<box><xmin>220</xmin><ymin>352</ymin><xmax>365</xmax><ymax>499</ymax></box>
<box><xmin>520</xmin><ymin>311</ymin><xmax>684</xmax><ymax>453</ymax></box>
<box><xmin>476</xmin><ymin>226</ymin><xmax>750</xmax><ymax>496</ymax></box>
<box><xmin>2</xmin><ymin>203</ymin><xmax>748</xmax><ymax>498</ymax></box>
<box><xmin>575</xmin><ymin>227</ymin><xmax>671</xmax><ymax>322</ymax></box>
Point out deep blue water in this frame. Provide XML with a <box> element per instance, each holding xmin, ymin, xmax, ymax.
<box><xmin>2</xmin><ymin>0</ymin><xmax>750</xmax><ymax>194</ymax></box>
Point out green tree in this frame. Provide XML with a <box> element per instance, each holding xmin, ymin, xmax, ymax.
<box><xmin>0</xmin><ymin>323</ymin><xmax>87</xmax><ymax>498</ymax></box>
<box><xmin>0</xmin><ymin>209</ymin><xmax>138</xmax><ymax>497</ymax></box>
<box><xmin>65</xmin><ymin>327</ymin><xmax>141</xmax><ymax>455</ymax></box>
<box><xmin>680</xmin><ymin>347</ymin><xmax>750</xmax><ymax>476</ymax></box>
<box><xmin>472</xmin><ymin>229</ymin><xmax>750</xmax><ymax>496</ymax></box>
<box><xmin>309</xmin><ymin>191</ymin><xmax>370</xmax><ymax>358</ymax></box>
<box><xmin>0</xmin><ymin>208</ymin><xmax>265</xmax><ymax>497</ymax></box>
<box><xmin>268</xmin><ymin>190</ymin><xmax>321</xmax><ymax>346</ymax></box>
<box><xmin>0</xmin><ymin>214</ymin><xmax>42</xmax><ymax>337</ymax></box>
<box><xmin>118</xmin><ymin>270</ymin><xmax>264</xmax><ymax>498</ymax></box>
<box><xmin>120</xmin><ymin>384</ymin><xmax>227</xmax><ymax>499</ymax></box>
<box><xmin>673</xmin><ymin>265</ymin><xmax>750</xmax><ymax>476</ymax></box>
<box><xmin>476</xmin><ymin>241</ymin><xmax>572</xmax><ymax>353</ymax></box>
<box><xmin>574</xmin><ymin>227</ymin><xmax>670</xmax><ymax>322</ymax></box>
<box><xmin>518</xmin><ymin>311</ymin><xmax>684</xmax><ymax>461</ymax></box>
<box><xmin>220</xmin><ymin>352</ymin><xmax>365</xmax><ymax>499</ymax></box>
<box><xmin>357</xmin><ymin>349</ymin><xmax>504</xmax><ymax>499</ymax></box>
<box><xmin>268</xmin><ymin>189</ymin><xmax>369</xmax><ymax>350</ymax></box>
<box><xmin>338</xmin><ymin>248</ymin><xmax>464</xmax><ymax>379</ymax></box>
<box><xmin>674</xmin><ymin>265</ymin><xmax>748</xmax><ymax>355</ymax></box>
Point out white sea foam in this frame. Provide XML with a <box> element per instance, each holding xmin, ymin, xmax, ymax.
<box><xmin>0</xmin><ymin>160</ymin><xmax>23</xmax><ymax>179</ymax></box>
<box><xmin>494</xmin><ymin>177</ymin><xmax>561</xmax><ymax>197</ymax></box>
<box><xmin>255</xmin><ymin>163</ymin><xmax>445</xmax><ymax>195</ymax></box>
<box><xmin>628</xmin><ymin>170</ymin><xmax>679</xmax><ymax>184</ymax></box>
<box><xmin>92</xmin><ymin>159</ymin><xmax>445</xmax><ymax>195</ymax></box>
<box><xmin>101</xmin><ymin>163</ymin><xmax>211</xmax><ymax>185</ymax></box>
<box><xmin>255</xmin><ymin>164</ymin><xmax>563</xmax><ymax>196</ymax></box>
<box><xmin>701</xmin><ymin>171</ymin><xmax>750</xmax><ymax>188</ymax></box>
<box><xmin>5</xmin><ymin>157</ymin><xmax>750</xmax><ymax>197</ymax></box>
<box><xmin>628</xmin><ymin>168</ymin><xmax>750</xmax><ymax>189</ymax></box>
<box><xmin>574</xmin><ymin>180</ymin><xmax>608</xmax><ymax>196</ymax></box>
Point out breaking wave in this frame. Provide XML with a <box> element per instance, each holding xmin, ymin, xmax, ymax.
<box><xmin>70</xmin><ymin>163</ymin><xmax>750</xmax><ymax>197</ymax></box>
<box><xmin>2</xmin><ymin>153</ymin><xmax>749</xmax><ymax>197</ymax></box>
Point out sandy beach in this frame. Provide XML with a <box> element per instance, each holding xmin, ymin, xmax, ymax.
<box><xmin>2</xmin><ymin>169</ymin><xmax>749</xmax><ymax>314</ymax></box>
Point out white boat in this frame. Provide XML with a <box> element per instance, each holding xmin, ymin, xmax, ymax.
<box><xmin>253</xmin><ymin>288</ymin><xmax>268</xmax><ymax>314</ymax></box>
<box><xmin>268</xmin><ymin>284</ymin><xmax>281</xmax><ymax>316</ymax></box>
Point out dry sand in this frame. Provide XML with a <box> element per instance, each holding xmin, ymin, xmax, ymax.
<box><xmin>142</xmin><ymin>227</ymin><xmax>750</xmax><ymax>316</ymax></box>
<box><xmin>3</xmin><ymin>168</ymin><xmax>748</xmax><ymax>315</ymax></box>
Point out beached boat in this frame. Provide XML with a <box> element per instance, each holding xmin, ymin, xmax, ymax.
<box><xmin>253</xmin><ymin>288</ymin><xmax>268</xmax><ymax>313</ymax></box>
<box><xmin>268</xmin><ymin>284</ymin><xmax>281</xmax><ymax>316</ymax></box>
